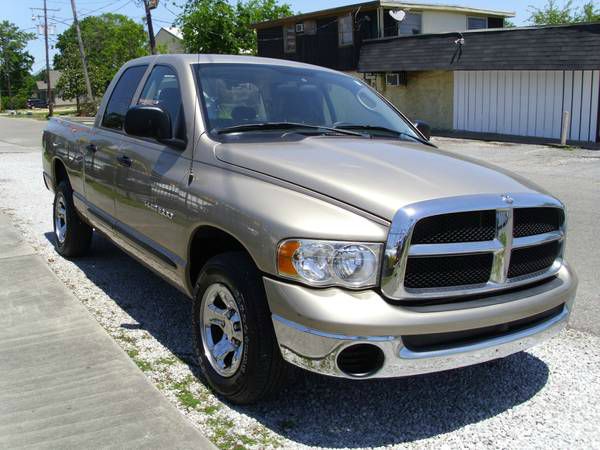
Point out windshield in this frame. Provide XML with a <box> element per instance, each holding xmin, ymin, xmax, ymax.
<box><xmin>193</xmin><ymin>63</ymin><xmax>420</xmax><ymax>140</ymax></box>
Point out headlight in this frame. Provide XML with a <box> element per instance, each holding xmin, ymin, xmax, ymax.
<box><xmin>277</xmin><ymin>239</ymin><xmax>382</xmax><ymax>288</ymax></box>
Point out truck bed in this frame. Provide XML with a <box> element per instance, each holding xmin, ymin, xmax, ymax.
<box><xmin>43</xmin><ymin>116</ymin><xmax>96</xmax><ymax>196</ymax></box>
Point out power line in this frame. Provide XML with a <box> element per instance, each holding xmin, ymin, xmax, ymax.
<box><xmin>163</xmin><ymin>2</ymin><xmax>179</xmax><ymax>17</ymax></box>
<box><xmin>78</xmin><ymin>0</ymin><xmax>122</xmax><ymax>17</ymax></box>
<box><xmin>152</xmin><ymin>17</ymin><xmax>175</xmax><ymax>24</ymax></box>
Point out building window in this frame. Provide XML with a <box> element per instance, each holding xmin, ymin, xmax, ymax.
<box><xmin>338</xmin><ymin>14</ymin><xmax>353</xmax><ymax>46</ymax></box>
<box><xmin>304</xmin><ymin>20</ymin><xmax>317</xmax><ymax>35</ymax></box>
<box><xmin>487</xmin><ymin>17</ymin><xmax>504</xmax><ymax>28</ymax></box>
<box><xmin>386</xmin><ymin>72</ymin><xmax>408</xmax><ymax>86</ymax></box>
<box><xmin>398</xmin><ymin>12</ymin><xmax>422</xmax><ymax>35</ymax></box>
<box><xmin>467</xmin><ymin>17</ymin><xmax>487</xmax><ymax>30</ymax></box>
<box><xmin>283</xmin><ymin>25</ymin><xmax>296</xmax><ymax>53</ymax></box>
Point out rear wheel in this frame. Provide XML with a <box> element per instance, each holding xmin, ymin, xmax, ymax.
<box><xmin>53</xmin><ymin>180</ymin><xmax>92</xmax><ymax>257</ymax></box>
<box><xmin>192</xmin><ymin>252</ymin><xmax>288</xmax><ymax>404</ymax></box>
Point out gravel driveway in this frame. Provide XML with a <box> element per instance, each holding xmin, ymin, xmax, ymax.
<box><xmin>1</xmin><ymin>118</ymin><xmax>599</xmax><ymax>449</ymax></box>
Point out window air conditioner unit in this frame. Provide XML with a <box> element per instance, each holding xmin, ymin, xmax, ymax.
<box><xmin>386</xmin><ymin>72</ymin><xmax>407</xmax><ymax>86</ymax></box>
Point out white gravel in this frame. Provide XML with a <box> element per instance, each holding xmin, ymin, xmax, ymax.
<box><xmin>1</xmin><ymin>149</ymin><xmax>599</xmax><ymax>449</ymax></box>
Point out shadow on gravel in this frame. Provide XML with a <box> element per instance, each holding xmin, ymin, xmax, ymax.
<box><xmin>45</xmin><ymin>232</ymin><xmax>550</xmax><ymax>448</ymax></box>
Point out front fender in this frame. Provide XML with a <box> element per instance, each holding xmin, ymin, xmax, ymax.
<box><xmin>185</xmin><ymin>162</ymin><xmax>389</xmax><ymax>277</ymax></box>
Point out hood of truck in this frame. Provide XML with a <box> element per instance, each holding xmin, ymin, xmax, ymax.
<box><xmin>214</xmin><ymin>137</ymin><xmax>548</xmax><ymax>221</ymax></box>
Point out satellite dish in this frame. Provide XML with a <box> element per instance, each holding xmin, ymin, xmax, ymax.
<box><xmin>389</xmin><ymin>10</ymin><xmax>406</xmax><ymax>22</ymax></box>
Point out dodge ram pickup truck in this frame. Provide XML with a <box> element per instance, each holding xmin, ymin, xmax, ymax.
<box><xmin>43</xmin><ymin>54</ymin><xmax>577</xmax><ymax>404</ymax></box>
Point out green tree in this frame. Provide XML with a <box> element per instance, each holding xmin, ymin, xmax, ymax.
<box><xmin>53</xmin><ymin>13</ymin><xmax>148</xmax><ymax>104</ymax></box>
<box><xmin>577</xmin><ymin>2</ymin><xmax>600</xmax><ymax>21</ymax></box>
<box><xmin>177</xmin><ymin>0</ymin><xmax>292</xmax><ymax>54</ymax></box>
<box><xmin>35</xmin><ymin>69</ymin><xmax>48</xmax><ymax>82</ymax></box>
<box><xmin>0</xmin><ymin>21</ymin><xmax>35</xmax><ymax>110</ymax></box>
<box><xmin>529</xmin><ymin>0</ymin><xmax>600</xmax><ymax>25</ymax></box>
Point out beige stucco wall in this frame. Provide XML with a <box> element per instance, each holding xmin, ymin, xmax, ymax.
<box><xmin>421</xmin><ymin>11</ymin><xmax>491</xmax><ymax>33</ymax></box>
<box><xmin>422</xmin><ymin>11</ymin><xmax>467</xmax><ymax>33</ymax></box>
<box><xmin>379</xmin><ymin>71</ymin><xmax>454</xmax><ymax>131</ymax></box>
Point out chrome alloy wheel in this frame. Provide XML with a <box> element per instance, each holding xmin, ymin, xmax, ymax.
<box><xmin>200</xmin><ymin>283</ymin><xmax>244</xmax><ymax>377</ymax></box>
<box><xmin>54</xmin><ymin>194</ymin><xmax>67</xmax><ymax>244</ymax></box>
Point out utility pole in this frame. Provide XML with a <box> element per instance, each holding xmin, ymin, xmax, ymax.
<box><xmin>143</xmin><ymin>0</ymin><xmax>157</xmax><ymax>55</ymax></box>
<box><xmin>43</xmin><ymin>0</ymin><xmax>53</xmax><ymax>116</ymax></box>
<box><xmin>32</xmin><ymin>2</ymin><xmax>59</xmax><ymax>116</ymax></box>
<box><xmin>69</xmin><ymin>0</ymin><xmax>93</xmax><ymax>103</ymax></box>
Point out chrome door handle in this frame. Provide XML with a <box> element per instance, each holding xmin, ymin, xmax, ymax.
<box><xmin>116</xmin><ymin>155</ymin><xmax>132</xmax><ymax>167</ymax></box>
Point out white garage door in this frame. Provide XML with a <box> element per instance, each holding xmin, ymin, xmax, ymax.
<box><xmin>453</xmin><ymin>70</ymin><xmax>599</xmax><ymax>142</ymax></box>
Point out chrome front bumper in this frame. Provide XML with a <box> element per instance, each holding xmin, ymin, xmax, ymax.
<box><xmin>264</xmin><ymin>263</ymin><xmax>577</xmax><ymax>379</ymax></box>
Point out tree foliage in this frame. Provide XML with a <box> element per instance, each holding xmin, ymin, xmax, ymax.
<box><xmin>529</xmin><ymin>0</ymin><xmax>600</xmax><ymax>25</ymax></box>
<box><xmin>177</xmin><ymin>0</ymin><xmax>293</xmax><ymax>54</ymax></box>
<box><xmin>53</xmin><ymin>13</ymin><xmax>149</xmax><ymax>102</ymax></box>
<box><xmin>0</xmin><ymin>21</ymin><xmax>35</xmax><ymax>109</ymax></box>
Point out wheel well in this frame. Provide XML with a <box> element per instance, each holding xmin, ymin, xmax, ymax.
<box><xmin>53</xmin><ymin>159</ymin><xmax>68</xmax><ymax>189</ymax></box>
<box><xmin>188</xmin><ymin>226</ymin><xmax>250</xmax><ymax>286</ymax></box>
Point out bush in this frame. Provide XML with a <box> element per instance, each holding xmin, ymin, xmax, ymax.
<box><xmin>78</xmin><ymin>100</ymin><xmax>98</xmax><ymax>117</ymax></box>
<box><xmin>0</xmin><ymin>95</ymin><xmax>28</xmax><ymax>110</ymax></box>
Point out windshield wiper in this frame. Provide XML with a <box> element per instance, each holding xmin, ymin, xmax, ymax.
<box><xmin>333</xmin><ymin>124</ymin><xmax>432</xmax><ymax>145</ymax></box>
<box><xmin>215</xmin><ymin>122</ymin><xmax>364</xmax><ymax>137</ymax></box>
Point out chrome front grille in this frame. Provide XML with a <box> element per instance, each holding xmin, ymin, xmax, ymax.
<box><xmin>381</xmin><ymin>193</ymin><xmax>565</xmax><ymax>301</ymax></box>
<box><xmin>507</xmin><ymin>240</ymin><xmax>561</xmax><ymax>279</ymax></box>
<box><xmin>513</xmin><ymin>207</ymin><xmax>564</xmax><ymax>238</ymax></box>
<box><xmin>404</xmin><ymin>253</ymin><xmax>493</xmax><ymax>288</ymax></box>
<box><xmin>410</xmin><ymin>210</ymin><xmax>496</xmax><ymax>244</ymax></box>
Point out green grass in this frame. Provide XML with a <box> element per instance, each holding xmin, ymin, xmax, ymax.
<box><xmin>156</xmin><ymin>356</ymin><xmax>180</xmax><ymax>366</ymax></box>
<box><xmin>173</xmin><ymin>376</ymin><xmax>203</xmax><ymax>409</ymax></box>
<box><xmin>207</xmin><ymin>417</ymin><xmax>241</xmax><ymax>449</ymax></box>
<box><xmin>126</xmin><ymin>349</ymin><xmax>152</xmax><ymax>372</ymax></box>
<box><xmin>116</xmin><ymin>333</ymin><xmax>136</xmax><ymax>344</ymax></box>
<box><xmin>0</xmin><ymin>107</ymin><xmax>77</xmax><ymax>121</ymax></box>
<box><xmin>134</xmin><ymin>359</ymin><xmax>153</xmax><ymax>372</ymax></box>
<box><xmin>202</xmin><ymin>404</ymin><xmax>221</xmax><ymax>415</ymax></box>
<box><xmin>177</xmin><ymin>389</ymin><xmax>201</xmax><ymax>409</ymax></box>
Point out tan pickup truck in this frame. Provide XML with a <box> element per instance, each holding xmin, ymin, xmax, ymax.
<box><xmin>42</xmin><ymin>54</ymin><xmax>577</xmax><ymax>404</ymax></box>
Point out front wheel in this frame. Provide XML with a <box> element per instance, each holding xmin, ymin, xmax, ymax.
<box><xmin>192</xmin><ymin>252</ymin><xmax>288</xmax><ymax>404</ymax></box>
<box><xmin>53</xmin><ymin>180</ymin><xmax>92</xmax><ymax>257</ymax></box>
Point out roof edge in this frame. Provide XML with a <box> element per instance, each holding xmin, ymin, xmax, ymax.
<box><xmin>361</xmin><ymin>21</ymin><xmax>600</xmax><ymax>45</ymax></box>
<box><xmin>253</xmin><ymin>1</ymin><xmax>514</xmax><ymax>29</ymax></box>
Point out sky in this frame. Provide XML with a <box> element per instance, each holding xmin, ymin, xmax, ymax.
<box><xmin>0</xmin><ymin>0</ymin><xmax>580</xmax><ymax>73</ymax></box>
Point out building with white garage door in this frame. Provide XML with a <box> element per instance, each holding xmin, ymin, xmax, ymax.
<box><xmin>358</xmin><ymin>23</ymin><xmax>600</xmax><ymax>144</ymax></box>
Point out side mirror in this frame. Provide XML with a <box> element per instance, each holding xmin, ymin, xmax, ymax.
<box><xmin>414</xmin><ymin>120</ymin><xmax>431</xmax><ymax>141</ymax></box>
<box><xmin>124</xmin><ymin>105</ymin><xmax>172</xmax><ymax>140</ymax></box>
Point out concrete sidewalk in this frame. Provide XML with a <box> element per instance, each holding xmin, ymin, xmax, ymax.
<box><xmin>0</xmin><ymin>214</ymin><xmax>214</xmax><ymax>449</ymax></box>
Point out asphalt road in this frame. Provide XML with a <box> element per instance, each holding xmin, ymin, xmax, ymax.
<box><xmin>435</xmin><ymin>137</ymin><xmax>600</xmax><ymax>336</ymax></box>
<box><xmin>1</xmin><ymin>116</ymin><xmax>599</xmax><ymax>448</ymax></box>
<box><xmin>0</xmin><ymin>116</ymin><xmax>46</xmax><ymax>153</ymax></box>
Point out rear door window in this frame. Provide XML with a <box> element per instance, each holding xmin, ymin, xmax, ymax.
<box><xmin>101</xmin><ymin>65</ymin><xmax>147</xmax><ymax>131</ymax></box>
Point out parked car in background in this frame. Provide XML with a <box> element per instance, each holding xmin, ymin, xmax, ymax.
<box><xmin>42</xmin><ymin>54</ymin><xmax>577</xmax><ymax>404</ymax></box>
<box><xmin>27</xmin><ymin>98</ymin><xmax>48</xmax><ymax>109</ymax></box>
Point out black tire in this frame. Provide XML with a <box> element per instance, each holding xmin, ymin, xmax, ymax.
<box><xmin>192</xmin><ymin>252</ymin><xmax>288</xmax><ymax>404</ymax></box>
<box><xmin>53</xmin><ymin>180</ymin><xmax>93</xmax><ymax>257</ymax></box>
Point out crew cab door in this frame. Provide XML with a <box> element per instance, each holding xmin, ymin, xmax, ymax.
<box><xmin>115</xmin><ymin>65</ymin><xmax>190</xmax><ymax>271</ymax></box>
<box><xmin>84</xmin><ymin>65</ymin><xmax>147</xmax><ymax>223</ymax></box>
